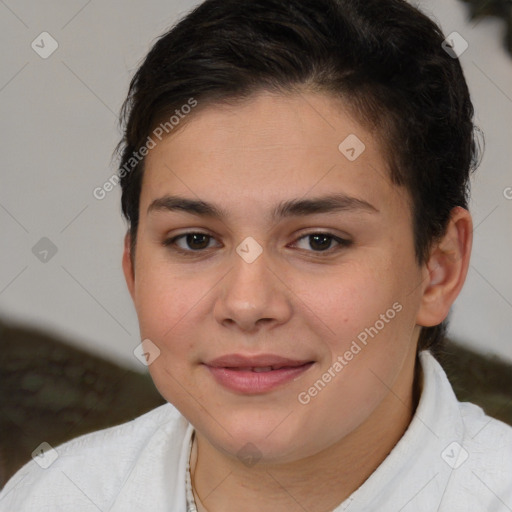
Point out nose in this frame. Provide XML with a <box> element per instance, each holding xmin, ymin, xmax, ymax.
<box><xmin>213</xmin><ymin>247</ymin><xmax>293</xmax><ymax>333</ymax></box>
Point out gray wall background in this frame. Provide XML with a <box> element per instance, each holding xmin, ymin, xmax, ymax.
<box><xmin>1</xmin><ymin>0</ymin><xmax>511</xmax><ymax>370</ymax></box>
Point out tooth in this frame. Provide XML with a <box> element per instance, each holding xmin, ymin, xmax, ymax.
<box><xmin>252</xmin><ymin>366</ymin><xmax>273</xmax><ymax>372</ymax></box>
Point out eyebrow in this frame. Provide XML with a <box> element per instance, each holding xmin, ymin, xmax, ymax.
<box><xmin>147</xmin><ymin>193</ymin><xmax>379</xmax><ymax>220</ymax></box>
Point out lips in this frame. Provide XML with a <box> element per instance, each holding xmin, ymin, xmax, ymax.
<box><xmin>206</xmin><ymin>354</ymin><xmax>313</xmax><ymax>369</ymax></box>
<box><xmin>204</xmin><ymin>354</ymin><xmax>315</xmax><ymax>393</ymax></box>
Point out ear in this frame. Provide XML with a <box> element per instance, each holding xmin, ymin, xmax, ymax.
<box><xmin>122</xmin><ymin>231</ymin><xmax>136</xmax><ymax>301</ymax></box>
<box><xmin>416</xmin><ymin>206</ymin><xmax>473</xmax><ymax>327</ymax></box>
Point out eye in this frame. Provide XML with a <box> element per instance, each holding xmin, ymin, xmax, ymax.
<box><xmin>163</xmin><ymin>231</ymin><xmax>351</xmax><ymax>256</ymax></box>
<box><xmin>291</xmin><ymin>232</ymin><xmax>352</xmax><ymax>253</ymax></box>
<box><xmin>163</xmin><ymin>232</ymin><xmax>220</xmax><ymax>253</ymax></box>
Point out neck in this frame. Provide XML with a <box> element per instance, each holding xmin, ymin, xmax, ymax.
<box><xmin>191</xmin><ymin>354</ymin><xmax>421</xmax><ymax>512</ymax></box>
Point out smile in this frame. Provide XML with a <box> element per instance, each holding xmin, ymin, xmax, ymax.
<box><xmin>204</xmin><ymin>354</ymin><xmax>315</xmax><ymax>393</ymax></box>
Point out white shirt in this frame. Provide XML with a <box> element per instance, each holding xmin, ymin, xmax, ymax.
<box><xmin>1</xmin><ymin>350</ymin><xmax>511</xmax><ymax>511</ymax></box>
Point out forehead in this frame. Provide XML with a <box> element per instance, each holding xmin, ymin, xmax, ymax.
<box><xmin>140</xmin><ymin>90</ymin><xmax>408</xmax><ymax>220</ymax></box>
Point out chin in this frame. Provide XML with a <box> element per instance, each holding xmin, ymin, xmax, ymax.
<box><xmin>199</xmin><ymin>412</ymin><xmax>334</xmax><ymax>465</ymax></box>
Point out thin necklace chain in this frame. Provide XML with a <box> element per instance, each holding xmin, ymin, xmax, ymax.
<box><xmin>185</xmin><ymin>431</ymin><xmax>199</xmax><ymax>512</ymax></box>
<box><xmin>185</xmin><ymin>431</ymin><xmax>340</xmax><ymax>512</ymax></box>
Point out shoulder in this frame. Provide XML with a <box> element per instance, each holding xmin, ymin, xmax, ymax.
<box><xmin>422</xmin><ymin>350</ymin><xmax>512</xmax><ymax>510</ymax></box>
<box><xmin>415</xmin><ymin>351</ymin><xmax>512</xmax><ymax>509</ymax></box>
<box><xmin>0</xmin><ymin>403</ymin><xmax>186</xmax><ymax>511</ymax></box>
<box><xmin>459</xmin><ymin>399</ymin><xmax>512</xmax><ymax>470</ymax></box>
<box><xmin>420</xmin><ymin>350</ymin><xmax>512</xmax><ymax>452</ymax></box>
<box><xmin>440</xmin><ymin>402</ymin><xmax>512</xmax><ymax>510</ymax></box>
<box><xmin>37</xmin><ymin>401</ymin><xmax>181</xmax><ymax>463</ymax></box>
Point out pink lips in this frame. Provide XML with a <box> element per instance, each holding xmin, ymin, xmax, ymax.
<box><xmin>204</xmin><ymin>354</ymin><xmax>315</xmax><ymax>394</ymax></box>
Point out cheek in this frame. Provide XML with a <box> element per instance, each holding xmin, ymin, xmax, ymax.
<box><xmin>301</xmin><ymin>260</ymin><xmax>415</xmax><ymax>393</ymax></box>
<box><xmin>132</xmin><ymin>260</ymin><xmax>200</xmax><ymax>365</ymax></box>
<box><xmin>133</xmin><ymin>269</ymin><xmax>201</xmax><ymax>406</ymax></box>
<box><xmin>296</xmin><ymin>260</ymin><xmax>399</xmax><ymax>345</ymax></box>
<box><xmin>134</xmin><ymin>243</ymin><xmax>198</xmax><ymax>328</ymax></box>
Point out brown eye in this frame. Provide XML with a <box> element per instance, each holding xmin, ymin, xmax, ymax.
<box><xmin>292</xmin><ymin>233</ymin><xmax>352</xmax><ymax>253</ymax></box>
<box><xmin>183</xmin><ymin>233</ymin><xmax>211</xmax><ymax>250</ymax></box>
<box><xmin>163</xmin><ymin>232</ymin><xmax>220</xmax><ymax>253</ymax></box>
<box><xmin>309</xmin><ymin>234</ymin><xmax>333</xmax><ymax>251</ymax></box>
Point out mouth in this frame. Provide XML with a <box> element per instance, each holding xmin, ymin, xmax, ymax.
<box><xmin>222</xmin><ymin>365</ymin><xmax>308</xmax><ymax>372</ymax></box>
<box><xmin>203</xmin><ymin>354</ymin><xmax>315</xmax><ymax>394</ymax></box>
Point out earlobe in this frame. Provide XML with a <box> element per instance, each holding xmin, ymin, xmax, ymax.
<box><xmin>416</xmin><ymin>206</ymin><xmax>473</xmax><ymax>327</ymax></box>
<box><xmin>122</xmin><ymin>231</ymin><xmax>136</xmax><ymax>301</ymax></box>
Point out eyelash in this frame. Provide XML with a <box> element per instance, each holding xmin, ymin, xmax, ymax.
<box><xmin>162</xmin><ymin>231</ymin><xmax>352</xmax><ymax>256</ymax></box>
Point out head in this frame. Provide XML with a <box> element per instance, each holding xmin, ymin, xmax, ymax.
<box><xmin>119</xmin><ymin>0</ymin><xmax>477</xmax><ymax>462</ymax></box>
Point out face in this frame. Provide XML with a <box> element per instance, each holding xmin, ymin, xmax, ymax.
<box><xmin>124</xmin><ymin>90</ymin><xmax>427</xmax><ymax>464</ymax></box>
